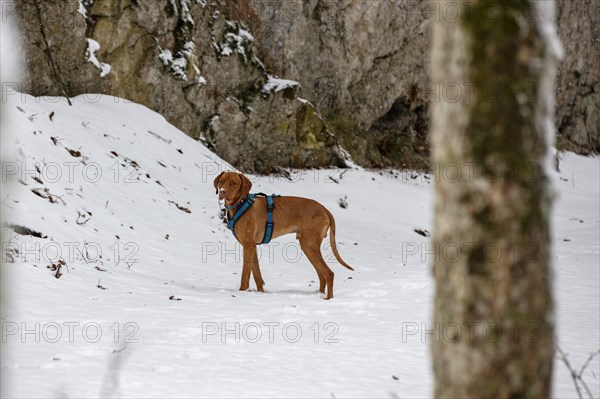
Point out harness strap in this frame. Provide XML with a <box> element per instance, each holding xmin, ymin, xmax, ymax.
<box><xmin>261</xmin><ymin>195</ymin><xmax>275</xmax><ymax>244</ymax></box>
<box><xmin>227</xmin><ymin>194</ymin><xmax>255</xmax><ymax>238</ymax></box>
<box><xmin>226</xmin><ymin>193</ymin><xmax>279</xmax><ymax>244</ymax></box>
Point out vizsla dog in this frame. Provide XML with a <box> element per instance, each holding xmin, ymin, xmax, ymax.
<box><xmin>214</xmin><ymin>171</ymin><xmax>354</xmax><ymax>299</ymax></box>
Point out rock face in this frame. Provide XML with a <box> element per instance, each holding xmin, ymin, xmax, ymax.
<box><xmin>14</xmin><ymin>0</ymin><xmax>344</xmax><ymax>174</ymax></box>
<box><xmin>241</xmin><ymin>0</ymin><xmax>599</xmax><ymax>162</ymax></box>
<box><xmin>12</xmin><ymin>0</ymin><xmax>599</xmax><ymax>173</ymax></box>
<box><xmin>238</xmin><ymin>0</ymin><xmax>431</xmax><ymax>168</ymax></box>
<box><xmin>556</xmin><ymin>0</ymin><xmax>600</xmax><ymax>153</ymax></box>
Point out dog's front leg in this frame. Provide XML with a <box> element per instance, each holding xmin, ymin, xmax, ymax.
<box><xmin>251</xmin><ymin>257</ymin><xmax>265</xmax><ymax>292</ymax></box>
<box><xmin>247</xmin><ymin>244</ymin><xmax>265</xmax><ymax>292</ymax></box>
<box><xmin>240</xmin><ymin>244</ymin><xmax>257</xmax><ymax>291</ymax></box>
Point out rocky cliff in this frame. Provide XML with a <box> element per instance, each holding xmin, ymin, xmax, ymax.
<box><xmin>555</xmin><ymin>0</ymin><xmax>600</xmax><ymax>154</ymax></box>
<box><xmin>14</xmin><ymin>0</ymin><xmax>345</xmax><ymax>174</ymax></box>
<box><xmin>11</xmin><ymin>0</ymin><xmax>599</xmax><ymax>173</ymax></box>
<box><xmin>236</xmin><ymin>0</ymin><xmax>431</xmax><ymax>168</ymax></box>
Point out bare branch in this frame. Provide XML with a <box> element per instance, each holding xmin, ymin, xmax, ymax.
<box><xmin>556</xmin><ymin>347</ymin><xmax>600</xmax><ymax>399</ymax></box>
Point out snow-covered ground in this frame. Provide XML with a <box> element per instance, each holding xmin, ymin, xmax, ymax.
<box><xmin>0</xmin><ymin>94</ymin><xmax>598</xmax><ymax>398</ymax></box>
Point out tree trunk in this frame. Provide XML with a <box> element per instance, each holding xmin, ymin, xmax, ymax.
<box><xmin>430</xmin><ymin>1</ymin><xmax>559</xmax><ymax>397</ymax></box>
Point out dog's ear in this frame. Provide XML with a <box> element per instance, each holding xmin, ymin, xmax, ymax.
<box><xmin>213</xmin><ymin>171</ymin><xmax>224</xmax><ymax>194</ymax></box>
<box><xmin>239</xmin><ymin>173</ymin><xmax>252</xmax><ymax>198</ymax></box>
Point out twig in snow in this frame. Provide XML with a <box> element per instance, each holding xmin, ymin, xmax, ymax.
<box><xmin>147</xmin><ymin>130</ymin><xmax>172</xmax><ymax>144</ymax></box>
<box><xmin>5</xmin><ymin>224</ymin><xmax>47</xmax><ymax>239</ymax></box>
<box><xmin>31</xmin><ymin>188</ymin><xmax>66</xmax><ymax>205</ymax></box>
<box><xmin>76</xmin><ymin>210</ymin><xmax>92</xmax><ymax>225</ymax></box>
<box><xmin>66</xmin><ymin>148</ymin><xmax>82</xmax><ymax>157</ymax></box>
<box><xmin>414</xmin><ymin>228</ymin><xmax>431</xmax><ymax>238</ymax></box>
<box><xmin>97</xmin><ymin>279</ymin><xmax>107</xmax><ymax>290</ymax></box>
<box><xmin>1</xmin><ymin>194</ymin><xmax>14</xmax><ymax>210</ymax></box>
<box><xmin>47</xmin><ymin>259</ymin><xmax>66</xmax><ymax>279</ymax></box>
<box><xmin>77</xmin><ymin>242</ymin><xmax>96</xmax><ymax>264</ymax></box>
<box><xmin>168</xmin><ymin>200</ymin><xmax>191</xmax><ymax>214</ymax></box>
<box><xmin>556</xmin><ymin>347</ymin><xmax>600</xmax><ymax>399</ymax></box>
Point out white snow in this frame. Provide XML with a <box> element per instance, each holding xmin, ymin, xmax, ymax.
<box><xmin>166</xmin><ymin>0</ymin><xmax>197</xmax><ymax>24</ymax></box>
<box><xmin>219</xmin><ymin>21</ymin><xmax>255</xmax><ymax>60</ymax></box>
<box><xmin>171</xmin><ymin>56</ymin><xmax>189</xmax><ymax>79</ymax></box>
<box><xmin>220</xmin><ymin>46</ymin><xmax>233</xmax><ymax>57</ymax></box>
<box><xmin>535</xmin><ymin>0</ymin><xmax>564</xmax><ymax>179</ymax></box>
<box><xmin>262</xmin><ymin>75</ymin><xmax>301</xmax><ymax>94</ymax></box>
<box><xmin>181</xmin><ymin>0</ymin><xmax>195</xmax><ymax>25</ymax></box>
<box><xmin>536</xmin><ymin>0</ymin><xmax>565</xmax><ymax>61</ymax></box>
<box><xmin>193</xmin><ymin>65</ymin><xmax>207</xmax><ymax>85</ymax></box>
<box><xmin>158</xmin><ymin>48</ymin><xmax>174</xmax><ymax>66</ymax></box>
<box><xmin>77</xmin><ymin>1</ymin><xmax>89</xmax><ymax>19</ymax></box>
<box><xmin>85</xmin><ymin>39</ymin><xmax>111</xmax><ymax>78</ymax></box>
<box><xmin>237</xmin><ymin>27</ymin><xmax>254</xmax><ymax>43</ymax></box>
<box><xmin>225</xmin><ymin>21</ymin><xmax>254</xmax><ymax>43</ymax></box>
<box><xmin>159</xmin><ymin>43</ymin><xmax>205</xmax><ymax>84</ymax></box>
<box><xmin>1</xmin><ymin>4</ymin><xmax>22</xmax><ymax>82</ymax></box>
<box><xmin>0</xmin><ymin>94</ymin><xmax>598</xmax><ymax>398</ymax></box>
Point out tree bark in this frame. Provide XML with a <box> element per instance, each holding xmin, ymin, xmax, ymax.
<box><xmin>430</xmin><ymin>1</ymin><xmax>559</xmax><ymax>397</ymax></box>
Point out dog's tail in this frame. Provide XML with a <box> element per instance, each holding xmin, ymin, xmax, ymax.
<box><xmin>325</xmin><ymin>208</ymin><xmax>355</xmax><ymax>271</ymax></box>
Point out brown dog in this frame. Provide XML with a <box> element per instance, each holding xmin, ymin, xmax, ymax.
<box><xmin>214</xmin><ymin>171</ymin><xmax>354</xmax><ymax>299</ymax></box>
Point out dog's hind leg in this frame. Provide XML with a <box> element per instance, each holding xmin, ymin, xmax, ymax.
<box><xmin>251</xmin><ymin>262</ymin><xmax>265</xmax><ymax>292</ymax></box>
<box><xmin>314</xmin><ymin>265</ymin><xmax>326</xmax><ymax>294</ymax></box>
<box><xmin>300</xmin><ymin>239</ymin><xmax>334</xmax><ymax>299</ymax></box>
<box><xmin>299</xmin><ymin>233</ymin><xmax>326</xmax><ymax>293</ymax></box>
<box><xmin>309</xmin><ymin>258</ymin><xmax>326</xmax><ymax>294</ymax></box>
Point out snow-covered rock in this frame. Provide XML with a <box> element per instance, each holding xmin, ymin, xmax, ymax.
<box><xmin>85</xmin><ymin>39</ymin><xmax>111</xmax><ymax>78</ymax></box>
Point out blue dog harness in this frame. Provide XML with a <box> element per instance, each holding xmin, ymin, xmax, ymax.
<box><xmin>226</xmin><ymin>193</ymin><xmax>279</xmax><ymax>244</ymax></box>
